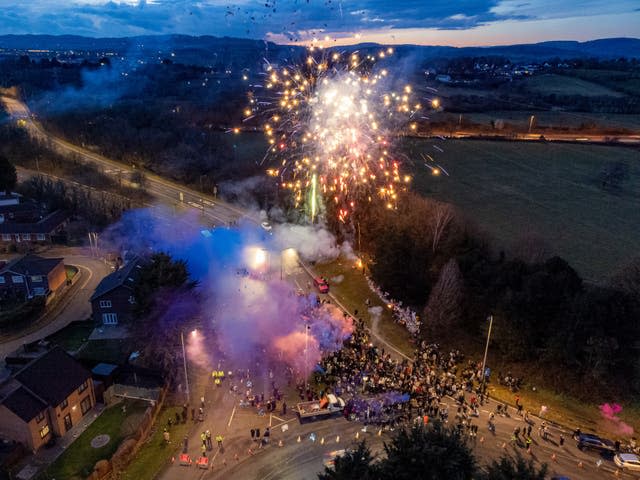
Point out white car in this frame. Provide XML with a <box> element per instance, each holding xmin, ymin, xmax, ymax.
<box><xmin>261</xmin><ymin>221</ymin><xmax>273</xmax><ymax>232</ymax></box>
<box><xmin>614</xmin><ymin>453</ymin><xmax>640</xmax><ymax>472</ymax></box>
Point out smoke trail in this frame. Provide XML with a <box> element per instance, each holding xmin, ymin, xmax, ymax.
<box><xmin>600</xmin><ymin>403</ymin><xmax>634</xmax><ymax>436</ymax></box>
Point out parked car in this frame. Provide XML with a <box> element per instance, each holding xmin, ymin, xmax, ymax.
<box><xmin>614</xmin><ymin>453</ymin><xmax>640</xmax><ymax>472</ymax></box>
<box><xmin>313</xmin><ymin>277</ymin><xmax>329</xmax><ymax>294</ymax></box>
<box><xmin>576</xmin><ymin>433</ymin><xmax>616</xmax><ymax>454</ymax></box>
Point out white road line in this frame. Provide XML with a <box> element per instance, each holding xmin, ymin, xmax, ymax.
<box><xmin>227</xmin><ymin>405</ymin><xmax>236</xmax><ymax>428</ymax></box>
<box><xmin>79</xmin><ymin>265</ymin><xmax>93</xmax><ymax>289</ymax></box>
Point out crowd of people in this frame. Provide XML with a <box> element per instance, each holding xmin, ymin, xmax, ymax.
<box><xmin>365</xmin><ymin>276</ymin><xmax>421</xmax><ymax>335</ymax></box>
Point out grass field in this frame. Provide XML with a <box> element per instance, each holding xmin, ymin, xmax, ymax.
<box><xmin>46</xmin><ymin>320</ymin><xmax>94</xmax><ymax>351</ymax></box>
<box><xmin>403</xmin><ymin>139</ymin><xmax>640</xmax><ymax>282</ymax></box>
<box><xmin>432</xmin><ymin>110</ymin><xmax>640</xmax><ymax>131</ymax></box>
<box><xmin>521</xmin><ymin>74</ymin><xmax>625</xmax><ymax>97</ymax></box>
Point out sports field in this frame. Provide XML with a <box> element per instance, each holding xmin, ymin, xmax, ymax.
<box><xmin>404</xmin><ymin>139</ymin><xmax>640</xmax><ymax>282</ymax></box>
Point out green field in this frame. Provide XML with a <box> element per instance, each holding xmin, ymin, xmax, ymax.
<box><xmin>433</xmin><ymin>110</ymin><xmax>640</xmax><ymax>131</ymax></box>
<box><xmin>522</xmin><ymin>74</ymin><xmax>625</xmax><ymax>97</ymax></box>
<box><xmin>403</xmin><ymin>139</ymin><xmax>640</xmax><ymax>282</ymax></box>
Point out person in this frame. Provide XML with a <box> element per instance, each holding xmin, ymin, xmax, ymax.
<box><xmin>255</xmin><ymin>428</ymin><xmax>260</xmax><ymax>439</ymax></box>
<box><xmin>206</xmin><ymin>430</ymin><xmax>212</xmax><ymax>450</ymax></box>
<box><xmin>182</xmin><ymin>435</ymin><xmax>188</xmax><ymax>453</ymax></box>
<box><xmin>560</xmin><ymin>434</ymin><xmax>565</xmax><ymax>447</ymax></box>
<box><xmin>251</xmin><ymin>428</ymin><xmax>255</xmax><ymax>440</ymax></box>
<box><xmin>200</xmin><ymin>431</ymin><xmax>206</xmax><ymax>448</ymax></box>
<box><xmin>282</xmin><ymin>401</ymin><xmax>287</xmax><ymax>415</ymax></box>
<box><xmin>201</xmin><ymin>444</ymin><xmax>207</xmax><ymax>457</ymax></box>
<box><xmin>163</xmin><ymin>429</ymin><xmax>170</xmax><ymax>444</ymax></box>
<box><xmin>216</xmin><ymin>434</ymin><xmax>224</xmax><ymax>447</ymax></box>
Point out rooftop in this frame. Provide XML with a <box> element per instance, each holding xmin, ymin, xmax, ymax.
<box><xmin>1</xmin><ymin>386</ymin><xmax>46</xmax><ymax>422</ymax></box>
<box><xmin>90</xmin><ymin>256</ymin><xmax>145</xmax><ymax>301</ymax></box>
<box><xmin>15</xmin><ymin>346</ymin><xmax>91</xmax><ymax>407</ymax></box>
<box><xmin>2</xmin><ymin>255</ymin><xmax>63</xmax><ymax>277</ymax></box>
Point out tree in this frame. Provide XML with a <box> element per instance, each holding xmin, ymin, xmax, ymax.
<box><xmin>481</xmin><ymin>454</ymin><xmax>548</xmax><ymax>480</ymax></box>
<box><xmin>423</xmin><ymin>258</ymin><xmax>464</xmax><ymax>340</ymax></box>
<box><xmin>318</xmin><ymin>441</ymin><xmax>379</xmax><ymax>480</ymax></box>
<box><xmin>0</xmin><ymin>155</ymin><xmax>17</xmax><ymax>193</ymax></box>
<box><xmin>134</xmin><ymin>252</ymin><xmax>191</xmax><ymax>315</ymax></box>
<box><xmin>379</xmin><ymin>424</ymin><xmax>477</xmax><ymax>480</ymax></box>
<box><xmin>429</xmin><ymin>202</ymin><xmax>454</xmax><ymax>253</ymax></box>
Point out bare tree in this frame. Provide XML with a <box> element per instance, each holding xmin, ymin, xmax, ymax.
<box><xmin>423</xmin><ymin>258</ymin><xmax>464</xmax><ymax>339</ymax></box>
<box><xmin>610</xmin><ymin>256</ymin><xmax>640</xmax><ymax>299</ymax></box>
<box><xmin>430</xmin><ymin>202</ymin><xmax>454</xmax><ymax>253</ymax></box>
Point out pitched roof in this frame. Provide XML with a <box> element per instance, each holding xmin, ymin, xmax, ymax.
<box><xmin>1</xmin><ymin>386</ymin><xmax>47</xmax><ymax>422</ymax></box>
<box><xmin>0</xmin><ymin>210</ymin><xmax>68</xmax><ymax>235</ymax></box>
<box><xmin>15</xmin><ymin>346</ymin><xmax>91</xmax><ymax>406</ymax></box>
<box><xmin>90</xmin><ymin>256</ymin><xmax>144</xmax><ymax>301</ymax></box>
<box><xmin>2</xmin><ymin>255</ymin><xmax>63</xmax><ymax>277</ymax></box>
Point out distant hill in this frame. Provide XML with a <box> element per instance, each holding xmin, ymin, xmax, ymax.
<box><xmin>0</xmin><ymin>34</ymin><xmax>638</xmax><ymax>64</ymax></box>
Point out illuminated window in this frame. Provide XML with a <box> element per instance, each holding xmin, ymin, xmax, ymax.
<box><xmin>39</xmin><ymin>424</ymin><xmax>50</xmax><ymax>438</ymax></box>
<box><xmin>99</xmin><ymin>300</ymin><xmax>112</xmax><ymax>308</ymax></box>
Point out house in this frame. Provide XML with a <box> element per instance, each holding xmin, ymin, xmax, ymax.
<box><xmin>0</xmin><ymin>347</ymin><xmax>96</xmax><ymax>451</ymax></box>
<box><xmin>0</xmin><ymin>210</ymin><xmax>69</xmax><ymax>245</ymax></box>
<box><xmin>90</xmin><ymin>256</ymin><xmax>144</xmax><ymax>325</ymax></box>
<box><xmin>0</xmin><ymin>255</ymin><xmax>66</xmax><ymax>300</ymax></box>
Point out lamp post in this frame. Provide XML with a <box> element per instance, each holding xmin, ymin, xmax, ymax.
<box><xmin>304</xmin><ymin>323</ymin><xmax>310</xmax><ymax>389</ymax></box>
<box><xmin>480</xmin><ymin>315</ymin><xmax>493</xmax><ymax>396</ymax></box>
<box><xmin>181</xmin><ymin>330</ymin><xmax>191</xmax><ymax>403</ymax></box>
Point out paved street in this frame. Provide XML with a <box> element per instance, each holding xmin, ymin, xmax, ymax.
<box><xmin>0</xmin><ymin>247</ymin><xmax>110</xmax><ymax>362</ymax></box>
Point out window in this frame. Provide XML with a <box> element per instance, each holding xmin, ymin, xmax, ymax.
<box><xmin>60</xmin><ymin>398</ymin><xmax>68</xmax><ymax>410</ymax></box>
<box><xmin>102</xmin><ymin>313</ymin><xmax>118</xmax><ymax>325</ymax></box>
<box><xmin>31</xmin><ymin>275</ymin><xmax>43</xmax><ymax>283</ymax></box>
<box><xmin>21</xmin><ymin>234</ymin><xmax>30</xmax><ymax>241</ymax></box>
<box><xmin>33</xmin><ymin>287</ymin><xmax>45</xmax><ymax>296</ymax></box>
<box><xmin>99</xmin><ymin>300</ymin><xmax>112</xmax><ymax>308</ymax></box>
<box><xmin>80</xmin><ymin>395</ymin><xmax>92</xmax><ymax>415</ymax></box>
<box><xmin>1</xmin><ymin>234</ymin><xmax>10</xmax><ymax>241</ymax></box>
<box><xmin>35</xmin><ymin>411</ymin><xmax>45</xmax><ymax>423</ymax></box>
<box><xmin>36</xmin><ymin>233</ymin><xmax>46</xmax><ymax>241</ymax></box>
<box><xmin>12</xmin><ymin>276</ymin><xmax>23</xmax><ymax>284</ymax></box>
<box><xmin>78</xmin><ymin>381</ymin><xmax>88</xmax><ymax>394</ymax></box>
<box><xmin>39</xmin><ymin>424</ymin><xmax>50</xmax><ymax>439</ymax></box>
<box><xmin>0</xmin><ymin>277</ymin><xmax>5</xmax><ymax>284</ymax></box>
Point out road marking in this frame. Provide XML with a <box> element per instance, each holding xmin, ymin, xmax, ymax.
<box><xmin>79</xmin><ymin>265</ymin><xmax>93</xmax><ymax>289</ymax></box>
<box><xmin>227</xmin><ymin>405</ymin><xmax>236</xmax><ymax>428</ymax></box>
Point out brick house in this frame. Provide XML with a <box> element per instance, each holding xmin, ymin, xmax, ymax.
<box><xmin>0</xmin><ymin>347</ymin><xmax>95</xmax><ymax>451</ymax></box>
<box><xmin>0</xmin><ymin>210</ymin><xmax>68</xmax><ymax>245</ymax></box>
<box><xmin>0</xmin><ymin>255</ymin><xmax>66</xmax><ymax>300</ymax></box>
<box><xmin>90</xmin><ymin>256</ymin><xmax>144</xmax><ymax>325</ymax></box>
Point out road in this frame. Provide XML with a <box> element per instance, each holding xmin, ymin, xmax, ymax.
<box><xmin>0</xmin><ymin>248</ymin><xmax>110</xmax><ymax>361</ymax></box>
<box><xmin>2</xmin><ymin>95</ymin><xmax>250</xmax><ymax>227</ymax></box>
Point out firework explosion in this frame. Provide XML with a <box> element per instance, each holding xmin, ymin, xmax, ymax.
<box><xmin>245</xmin><ymin>47</ymin><xmax>422</xmax><ymax>222</ymax></box>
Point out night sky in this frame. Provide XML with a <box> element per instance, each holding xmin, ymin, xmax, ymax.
<box><xmin>0</xmin><ymin>0</ymin><xmax>638</xmax><ymax>45</ymax></box>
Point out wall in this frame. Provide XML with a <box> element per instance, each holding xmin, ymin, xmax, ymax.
<box><xmin>50</xmin><ymin>379</ymin><xmax>96</xmax><ymax>437</ymax></box>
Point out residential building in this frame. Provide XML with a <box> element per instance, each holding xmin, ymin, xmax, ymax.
<box><xmin>90</xmin><ymin>256</ymin><xmax>144</xmax><ymax>325</ymax></box>
<box><xmin>0</xmin><ymin>347</ymin><xmax>95</xmax><ymax>451</ymax></box>
<box><xmin>0</xmin><ymin>255</ymin><xmax>66</xmax><ymax>300</ymax></box>
<box><xmin>0</xmin><ymin>210</ymin><xmax>68</xmax><ymax>245</ymax></box>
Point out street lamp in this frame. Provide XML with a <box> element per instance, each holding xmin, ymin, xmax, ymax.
<box><xmin>181</xmin><ymin>329</ymin><xmax>197</xmax><ymax>403</ymax></box>
<box><xmin>480</xmin><ymin>315</ymin><xmax>493</xmax><ymax>397</ymax></box>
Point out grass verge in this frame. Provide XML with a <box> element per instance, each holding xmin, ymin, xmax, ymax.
<box><xmin>119</xmin><ymin>405</ymin><xmax>191</xmax><ymax>480</ymax></box>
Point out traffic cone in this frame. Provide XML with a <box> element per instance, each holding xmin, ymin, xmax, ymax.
<box><xmin>577</xmin><ymin>461</ymin><xmax>583</xmax><ymax>469</ymax></box>
<box><xmin>320</xmin><ymin>437</ymin><xmax>325</xmax><ymax>445</ymax></box>
<box><xmin>278</xmin><ymin>439</ymin><xmax>284</xmax><ymax>447</ymax></box>
<box><xmin>479</xmin><ymin>436</ymin><xmax>484</xmax><ymax>444</ymax></box>
<box><xmin>248</xmin><ymin>448</ymin><xmax>254</xmax><ymax>456</ymax></box>
<box><xmin>297</xmin><ymin>435</ymin><xmax>301</xmax><ymax>443</ymax></box>
<box><xmin>551</xmin><ymin>453</ymin><xmax>557</xmax><ymax>462</ymax></box>
<box><xmin>336</xmin><ymin>435</ymin><xmax>340</xmax><ymax>443</ymax></box>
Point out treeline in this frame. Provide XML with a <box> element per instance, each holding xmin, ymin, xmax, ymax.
<box><xmin>335</xmin><ymin>192</ymin><xmax>640</xmax><ymax>399</ymax></box>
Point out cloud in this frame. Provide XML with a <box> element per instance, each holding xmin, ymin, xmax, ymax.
<box><xmin>0</xmin><ymin>0</ymin><xmax>637</xmax><ymax>45</ymax></box>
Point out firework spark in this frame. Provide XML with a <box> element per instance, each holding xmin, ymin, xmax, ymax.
<box><xmin>246</xmin><ymin>47</ymin><xmax>423</xmax><ymax>222</ymax></box>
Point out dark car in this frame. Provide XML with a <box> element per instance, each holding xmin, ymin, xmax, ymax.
<box><xmin>576</xmin><ymin>433</ymin><xmax>616</xmax><ymax>453</ymax></box>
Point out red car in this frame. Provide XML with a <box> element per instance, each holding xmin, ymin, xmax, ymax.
<box><xmin>313</xmin><ymin>277</ymin><xmax>330</xmax><ymax>294</ymax></box>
